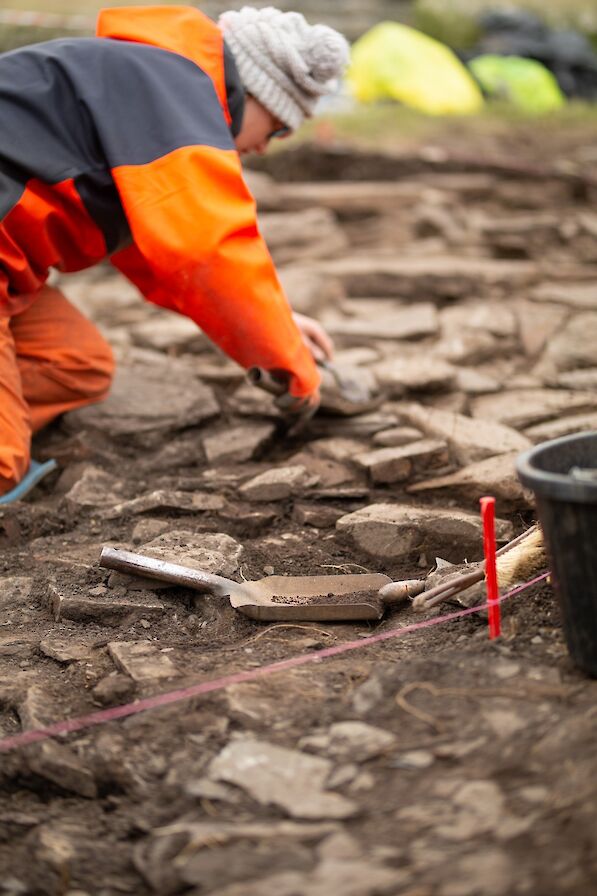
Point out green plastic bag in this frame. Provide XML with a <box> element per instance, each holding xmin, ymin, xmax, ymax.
<box><xmin>469</xmin><ymin>55</ymin><xmax>566</xmax><ymax>114</ymax></box>
<box><xmin>347</xmin><ymin>22</ymin><xmax>484</xmax><ymax>116</ymax></box>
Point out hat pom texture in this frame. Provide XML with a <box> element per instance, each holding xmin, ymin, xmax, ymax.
<box><xmin>219</xmin><ymin>7</ymin><xmax>350</xmax><ymax>130</ymax></box>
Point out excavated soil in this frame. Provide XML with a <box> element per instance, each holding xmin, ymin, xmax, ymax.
<box><xmin>2</xmin><ymin>122</ymin><xmax>597</xmax><ymax>896</ymax></box>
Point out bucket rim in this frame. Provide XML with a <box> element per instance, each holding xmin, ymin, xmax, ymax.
<box><xmin>516</xmin><ymin>430</ymin><xmax>597</xmax><ymax>503</ymax></box>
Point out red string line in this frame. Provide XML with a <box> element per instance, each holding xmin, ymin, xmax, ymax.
<box><xmin>0</xmin><ymin>572</ymin><xmax>549</xmax><ymax>753</ymax></box>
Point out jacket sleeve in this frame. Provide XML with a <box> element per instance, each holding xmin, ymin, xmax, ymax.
<box><xmin>110</xmin><ymin>144</ymin><xmax>320</xmax><ymax>400</ymax></box>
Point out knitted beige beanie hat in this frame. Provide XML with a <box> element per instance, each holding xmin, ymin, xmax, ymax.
<box><xmin>218</xmin><ymin>6</ymin><xmax>350</xmax><ymax>131</ymax></box>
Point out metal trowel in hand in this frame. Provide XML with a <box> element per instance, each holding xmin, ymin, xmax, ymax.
<box><xmin>99</xmin><ymin>547</ymin><xmax>419</xmax><ymax>622</ymax></box>
<box><xmin>248</xmin><ymin>360</ymin><xmax>384</xmax><ymax>418</ymax></box>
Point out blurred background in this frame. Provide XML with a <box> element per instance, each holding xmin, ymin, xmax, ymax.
<box><xmin>2</xmin><ymin>0</ymin><xmax>597</xmax><ymax>149</ymax></box>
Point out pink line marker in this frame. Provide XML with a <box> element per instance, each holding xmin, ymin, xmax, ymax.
<box><xmin>0</xmin><ymin>573</ymin><xmax>548</xmax><ymax>754</ymax></box>
<box><xmin>480</xmin><ymin>496</ymin><xmax>501</xmax><ymax>639</ymax></box>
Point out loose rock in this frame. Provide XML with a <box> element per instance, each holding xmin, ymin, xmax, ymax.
<box><xmin>240</xmin><ymin>465</ymin><xmax>318</xmax><ymax>502</ymax></box>
<box><xmin>395</xmin><ymin>402</ymin><xmax>531</xmax><ymax>464</ymax></box>
<box><xmin>299</xmin><ymin>721</ymin><xmax>396</xmax><ymax>762</ymax></box>
<box><xmin>208</xmin><ymin>739</ymin><xmax>357</xmax><ymax>819</ymax></box>
<box><xmin>64</xmin><ymin>357</ymin><xmax>219</xmax><ymax>439</ymax></box>
<box><xmin>27</xmin><ymin>741</ymin><xmax>97</xmax><ymax>798</ymax></box>
<box><xmin>108</xmin><ymin>641</ymin><xmax>178</xmax><ymax>682</ymax></box>
<box><xmin>408</xmin><ymin>451</ymin><xmax>532</xmax><ymax>507</ymax></box>
<box><xmin>336</xmin><ymin>503</ymin><xmax>511</xmax><ymax>561</ymax></box>
<box><xmin>355</xmin><ymin>439</ymin><xmax>449</xmax><ymax>484</ymax></box>
<box><xmin>203</xmin><ymin>423</ymin><xmax>276</xmax><ymax>465</ymax></box>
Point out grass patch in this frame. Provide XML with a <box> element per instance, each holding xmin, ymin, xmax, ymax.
<box><xmin>289</xmin><ymin>100</ymin><xmax>597</xmax><ymax>152</ymax></box>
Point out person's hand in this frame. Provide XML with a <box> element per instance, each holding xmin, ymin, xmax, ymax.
<box><xmin>292</xmin><ymin>312</ymin><xmax>334</xmax><ymax>364</ymax></box>
<box><xmin>274</xmin><ymin>388</ymin><xmax>321</xmax><ymax>435</ymax></box>
<box><xmin>247</xmin><ymin>366</ymin><xmax>320</xmax><ymax>434</ymax></box>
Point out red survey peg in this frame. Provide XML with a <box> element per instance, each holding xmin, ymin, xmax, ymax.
<box><xmin>480</xmin><ymin>496</ymin><xmax>501</xmax><ymax>639</ymax></box>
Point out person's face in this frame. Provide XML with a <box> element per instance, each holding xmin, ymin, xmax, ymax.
<box><xmin>234</xmin><ymin>94</ymin><xmax>291</xmax><ymax>156</ymax></box>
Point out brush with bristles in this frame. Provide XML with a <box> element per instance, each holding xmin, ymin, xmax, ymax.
<box><xmin>379</xmin><ymin>526</ymin><xmax>548</xmax><ymax>612</ymax></box>
<box><xmin>495</xmin><ymin>526</ymin><xmax>546</xmax><ymax>589</ymax></box>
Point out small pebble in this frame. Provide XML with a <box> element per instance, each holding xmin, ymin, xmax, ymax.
<box><xmin>390</xmin><ymin>750</ymin><xmax>435</xmax><ymax>770</ymax></box>
<box><xmin>89</xmin><ymin>585</ymin><xmax>108</xmax><ymax>597</ymax></box>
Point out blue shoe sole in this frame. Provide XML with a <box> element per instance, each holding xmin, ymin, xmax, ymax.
<box><xmin>0</xmin><ymin>459</ymin><xmax>58</xmax><ymax>505</ymax></box>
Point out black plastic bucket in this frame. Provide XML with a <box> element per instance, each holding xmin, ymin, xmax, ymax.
<box><xmin>517</xmin><ymin>431</ymin><xmax>597</xmax><ymax>677</ymax></box>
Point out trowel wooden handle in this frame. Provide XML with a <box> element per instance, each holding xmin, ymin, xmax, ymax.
<box><xmin>379</xmin><ymin>579</ymin><xmax>425</xmax><ymax>605</ymax></box>
<box><xmin>99</xmin><ymin>547</ymin><xmax>235</xmax><ymax>597</ymax></box>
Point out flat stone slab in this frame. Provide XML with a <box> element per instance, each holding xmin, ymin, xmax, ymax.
<box><xmin>531</xmin><ymin>281</ymin><xmax>597</xmax><ymax>309</ymax></box>
<box><xmin>317</xmin><ymin>255</ymin><xmax>536</xmax><ymax>299</ymax></box>
<box><xmin>355</xmin><ymin>439</ymin><xmax>449</xmax><ymax>484</ymax></box>
<box><xmin>289</xmin><ymin>451</ymin><xmax>354</xmax><ymax>489</ymax></box>
<box><xmin>435</xmin><ymin>329</ymin><xmax>501</xmax><ymax>365</ymax></box>
<box><xmin>27</xmin><ymin>740</ymin><xmax>97</xmax><ymax>798</ymax></box>
<box><xmin>309</xmin><ymin>410</ymin><xmax>399</xmax><ymax>439</ymax></box>
<box><xmin>524</xmin><ymin>410</ymin><xmax>597</xmax><ymax>443</ymax></box>
<box><xmin>454</xmin><ymin>367</ymin><xmax>500</xmax><ymax>394</ymax></box>
<box><xmin>203</xmin><ymin>423</ymin><xmax>276</xmax><ymax>465</ymax></box>
<box><xmin>102</xmin><ymin>490</ymin><xmax>225</xmax><ymax>519</ymax></box>
<box><xmin>64</xmin><ymin>358</ymin><xmax>219</xmax><ymax>438</ymax></box>
<box><xmin>293</xmin><ymin>503</ymin><xmax>344</xmax><ymax>528</ymax></box>
<box><xmin>240</xmin><ymin>465</ymin><xmax>318</xmax><ymax>502</ymax></box>
<box><xmin>372</xmin><ymin>426</ymin><xmax>423</xmax><ymax>447</ymax></box>
<box><xmin>336</xmin><ymin>503</ymin><xmax>512</xmax><ymax>561</ymax></box>
<box><xmin>49</xmin><ymin>584</ymin><xmax>165</xmax><ymax>625</ymax></box>
<box><xmin>310</xmin><ymin>438</ymin><xmax>370</xmax><ymax>462</ymax></box>
<box><xmin>471</xmin><ymin>389</ymin><xmax>597</xmax><ymax>430</ymax></box>
<box><xmin>65</xmin><ymin>465</ymin><xmax>123</xmax><ymax>508</ymax></box>
<box><xmin>408</xmin><ymin>451</ymin><xmax>533</xmax><ymax>507</ymax></box>
<box><xmin>140</xmin><ymin>530</ymin><xmax>243</xmax><ymax>578</ymax></box>
<box><xmin>300</xmin><ymin>722</ymin><xmax>397</xmax><ymax>762</ymax></box>
<box><xmin>209</xmin><ymin>739</ymin><xmax>357</xmax><ymax>820</ymax></box>
<box><xmin>259</xmin><ymin>207</ymin><xmax>348</xmax><ymax>264</ymax></box>
<box><xmin>440</xmin><ymin>302</ymin><xmax>517</xmax><ymax>338</ymax></box>
<box><xmin>207</xmin><ymin>859</ymin><xmax>399</xmax><ymax>896</ymax></box>
<box><xmin>534</xmin><ymin>312</ymin><xmax>597</xmax><ymax>376</ymax></box>
<box><xmin>17</xmin><ymin>686</ymin><xmax>56</xmax><ymax>729</ymax></box>
<box><xmin>279</xmin><ymin>179</ymin><xmax>432</xmax><ymax>212</ymax></box>
<box><xmin>108</xmin><ymin>640</ymin><xmax>177</xmax><ymax>682</ymax></box>
<box><xmin>278</xmin><ymin>262</ymin><xmax>344</xmax><ymax>316</ymax></box>
<box><xmin>39</xmin><ymin>637</ymin><xmax>92</xmax><ymax>663</ymax></box>
<box><xmin>374</xmin><ymin>357</ymin><xmax>456</xmax><ymax>395</ymax></box>
<box><xmin>516</xmin><ymin>301</ymin><xmax>568</xmax><ymax>358</ymax></box>
<box><xmin>325</xmin><ymin>304</ymin><xmax>438</xmax><ymax>341</ymax></box>
<box><xmin>556</xmin><ymin>368</ymin><xmax>597</xmax><ymax>389</ymax></box>
<box><xmin>395</xmin><ymin>402</ymin><xmax>530</xmax><ymax>464</ymax></box>
<box><xmin>130</xmin><ymin>313</ymin><xmax>205</xmax><ymax>353</ymax></box>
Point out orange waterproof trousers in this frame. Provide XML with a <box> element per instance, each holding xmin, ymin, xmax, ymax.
<box><xmin>0</xmin><ymin>285</ymin><xmax>114</xmax><ymax>495</ymax></box>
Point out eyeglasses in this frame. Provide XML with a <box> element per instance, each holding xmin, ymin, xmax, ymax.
<box><xmin>268</xmin><ymin>125</ymin><xmax>292</xmax><ymax>141</ymax></box>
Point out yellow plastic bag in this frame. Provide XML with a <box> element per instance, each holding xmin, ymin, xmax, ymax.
<box><xmin>347</xmin><ymin>22</ymin><xmax>484</xmax><ymax>116</ymax></box>
<box><xmin>469</xmin><ymin>55</ymin><xmax>566</xmax><ymax>115</ymax></box>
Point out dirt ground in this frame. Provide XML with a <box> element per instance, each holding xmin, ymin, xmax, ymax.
<box><xmin>2</xmin><ymin>120</ymin><xmax>597</xmax><ymax>896</ymax></box>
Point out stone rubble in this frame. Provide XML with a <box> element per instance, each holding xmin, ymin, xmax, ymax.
<box><xmin>336</xmin><ymin>503</ymin><xmax>512</xmax><ymax>562</ymax></box>
<box><xmin>209</xmin><ymin>740</ymin><xmax>358</xmax><ymax>819</ymax></box>
<box><xmin>355</xmin><ymin>439</ymin><xmax>449</xmax><ymax>484</ymax></box>
<box><xmin>2</xmin><ymin>138</ymin><xmax>597</xmax><ymax>895</ymax></box>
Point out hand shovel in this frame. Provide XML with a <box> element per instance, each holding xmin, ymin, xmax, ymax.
<box><xmin>99</xmin><ymin>547</ymin><xmax>412</xmax><ymax>622</ymax></box>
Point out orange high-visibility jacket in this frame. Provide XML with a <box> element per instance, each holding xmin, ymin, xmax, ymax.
<box><xmin>0</xmin><ymin>5</ymin><xmax>319</xmax><ymax>399</ymax></box>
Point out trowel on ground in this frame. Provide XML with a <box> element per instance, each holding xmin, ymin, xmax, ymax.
<box><xmin>100</xmin><ymin>547</ymin><xmax>421</xmax><ymax>622</ymax></box>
